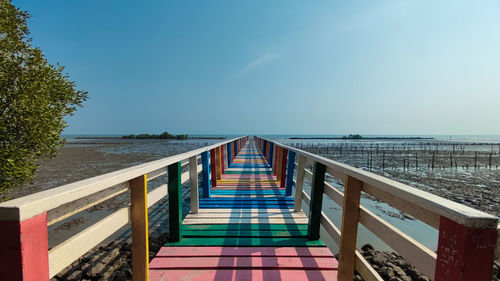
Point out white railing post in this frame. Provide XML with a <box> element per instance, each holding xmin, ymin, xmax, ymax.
<box><xmin>189</xmin><ymin>156</ymin><xmax>199</xmax><ymax>214</ymax></box>
<box><xmin>294</xmin><ymin>154</ymin><xmax>306</xmax><ymax>212</ymax></box>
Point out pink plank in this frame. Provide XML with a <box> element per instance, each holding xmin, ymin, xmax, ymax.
<box><xmin>150</xmin><ymin>269</ymin><xmax>337</xmax><ymax>281</ymax></box>
<box><xmin>222</xmin><ymin>175</ymin><xmax>276</xmax><ymax>179</ymax></box>
<box><xmin>156</xmin><ymin>247</ymin><xmax>335</xmax><ymax>258</ymax></box>
<box><xmin>150</xmin><ymin>256</ymin><xmax>338</xmax><ymax>270</ymax></box>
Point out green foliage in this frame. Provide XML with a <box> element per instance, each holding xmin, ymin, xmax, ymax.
<box><xmin>342</xmin><ymin>134</ymin><xmax>363</xmax><ymax>139</ymax></box>
<box><xmin>122</xmin><ymin>132</ymin><xmax>188</xmax><ymax>140</ymax></box>
<box><xmin>0</xmin><ymin>2</ymin><xmax>88</xmax><ymax>192</ymax></box>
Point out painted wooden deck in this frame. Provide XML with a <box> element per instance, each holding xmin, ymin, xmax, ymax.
<box><xmin>150</xmin><ymin>139</ymin><xmax>338</xmax><ymax>281</ymax></box>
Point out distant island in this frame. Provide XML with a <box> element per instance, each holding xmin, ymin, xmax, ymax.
<box><xmin>122</xmin><ymin>132</ymin><xmax>188</xmax><ymax>139</ymax></box>
<box><xmin>289</xmin><ymin>134</ymin><xmax>434</xmax><ymax>140</ymax></box>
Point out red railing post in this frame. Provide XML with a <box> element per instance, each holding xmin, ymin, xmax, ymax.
<box><xmin>434</xmin><ymin>216</ymin><xmax>497</xmax><ymax>281</ymax></box>
<box><xmin>0</xmin><ymin>212</ymin><xmax>49</xmax><ymax>281</ymax></box>
<box><xmin>209</xmin><ymin>148</ymin><xmax>217</xmax><ymax>187</ymax></box>
<box><xmin>280</xmin><ymin>148</ymin><xmax>288</xmax><ymax>188</ymax></box>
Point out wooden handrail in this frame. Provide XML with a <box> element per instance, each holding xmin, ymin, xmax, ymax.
<box><xmin>255</xmin><ymin>136</ymin><xmax>498</xmax><ymax>281</ymax></box>
<box><xmin>0</xmin><ymin>136</ymin><xmax>249</xmax><ymax>281</ymax></box>
<box><xmin>0</xmin><ymin>138</ymin><xmax>241</xmax><ymax>222</ymax></box>
<box><xmin>259</xmin><ymin>137</ymin><xmax>497</xmax><ymax>228</ymax></box>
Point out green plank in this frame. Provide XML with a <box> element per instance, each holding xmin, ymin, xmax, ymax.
<box><xmin>183</xmin><ymin>229</ymin><xmax>307</xmax><ymax>238</ymax></box>
<box><xmin>182</xmin><ymin>224</ymin><xmax>308</xmax><ymax>231</ymax></box>
<box><xmin>164</xmin><ymin>237</ymin><xmax>326</xmax><ymax>247</ymax></box>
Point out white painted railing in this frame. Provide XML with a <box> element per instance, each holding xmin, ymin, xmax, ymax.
<box><xmin>256</xmin><ymin>136</ymin><xmax>498</xmax><ymax>281</ymax></box>
<box><xmin>0</xmin><ymin>136</ymin><xmax>248</xmax><ymax>281</ymax></box>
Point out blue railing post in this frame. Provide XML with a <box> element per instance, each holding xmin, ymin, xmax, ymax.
<box><xmin>285</xmin><ymin>151</ymin><xmax>296</xmax><ymax>196</ymax></box>
<box><xmin>201</xmin><ymin>151</ymin><xmax>211</xmax><ymax>198</ymax></box>
<box><xmin>308</xmin><ymin>161</ymin><xmax>326</xmax><ymax>240</ymax></box>
<box><xmin>268</xmin><ymin>143</ymin><xmax>274</xmax><ymax>167</ymax></box>
<box><xmin>227</xmin><ymin>143</ymin><xmax>232</xmax><ymax>167</ymax></box>
<box><xmin>263</xmin><ymin>140</ymin><xmax>267</xmax><ymax>155</ymax></box>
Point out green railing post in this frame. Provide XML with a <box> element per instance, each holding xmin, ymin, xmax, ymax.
<box><xmin>168</xmin><ymin>162</ymin><xmax>182</xmax><ymax>242</ymax></box>
<box><xmin>307</xmin><ymin>161</ymin><xmax>326</xmax><ymax>240</ymax></box>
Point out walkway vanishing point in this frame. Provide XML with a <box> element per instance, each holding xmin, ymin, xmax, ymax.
<box><xmin>0</xmin><ymin>136</ymin><xmax>499</xmax><ymax>281</ymax></box>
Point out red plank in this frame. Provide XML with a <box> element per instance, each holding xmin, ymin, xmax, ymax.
<box><xmin>156</xmin><ymin>246</ymin><xmax>335</xmax><ymax>257</ymax></box>
<box><xmin>150</xmin><ymin>256</ymin><xmax>337</xmax><ymax>270</ymax></box>
<box><xmin>150</xmin><ymin>269</ymin><xmax>337</xmax><ymax>281</ymax></box>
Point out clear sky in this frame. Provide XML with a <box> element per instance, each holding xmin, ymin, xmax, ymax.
<box><xmin>13</xmin><ymin>1</ymin><xmax>500</xmax><ymax>135</ymax></box>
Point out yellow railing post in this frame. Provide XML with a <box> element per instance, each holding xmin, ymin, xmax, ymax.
<box><xmin>338</xmin><ymin>175</ymin><xmax>363</xmax><ymax>281</ymax></box>
<box><xmin>130</xmin><ymin>174</ymin><xmax>149</xmax><ymax>281</ymax></box>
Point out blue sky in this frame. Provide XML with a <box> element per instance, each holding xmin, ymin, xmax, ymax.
<box><xmin>13</xmin><ymin>1</ymin><xmax>500</xmax><ymax>135</ymax></box>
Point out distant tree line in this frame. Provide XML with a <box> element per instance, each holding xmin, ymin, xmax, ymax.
<box><xmin>342</xmin><ymin>134</ymin><xmax>363</xmax><ymax>139</ymax></box>
<box><xmin>122</xmin><ymin>132</ymin><xmax>188</xmax><ymax>140</ymax></box>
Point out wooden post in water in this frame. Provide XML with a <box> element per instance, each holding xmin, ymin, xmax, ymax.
<box><xmin>474</xmin><ymin>151</ymin><xmax>478</xmax><ymax>169</ymax></box>
<box><xmin>432</xmin><ymin>151</ymin><xmax>435</xmax><ymax>170</ymax></box>
<box><xmin>130</xmin><ymin>174</ymin><xmax>149</xmax><ymax>281</ymax></box>
<box><xmin>338</xmin><ymin>176</ymin><xmax>363</xmax><ymax>281</ymax></box>
<box><xmin>307</xmin><ymin>161</ymin><xmax>325</xmax><ymax>240</ymax></box>
<box><xmin>382</xmin><ymin>151</ymin><xmax>385</xmax><ymax>170</ymax></box>
<box><xmin>168</xmin><ymin>162</ymin><xmax>182</xmax><ymax>242</ymax></box>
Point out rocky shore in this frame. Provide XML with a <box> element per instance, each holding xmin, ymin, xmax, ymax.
<box><xmin>52</xmin><ymin>232</ymin><xmax>169</xmax><ymax>281</ymax></box>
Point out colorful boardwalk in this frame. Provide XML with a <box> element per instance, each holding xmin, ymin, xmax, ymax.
<box><xmin>150</xmin><ymin>139</ymin><xmax>339</xmax><ymax>281</ymax></box>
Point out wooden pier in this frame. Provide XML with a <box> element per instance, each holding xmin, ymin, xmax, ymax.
<box><xmin>0</xmin><ymin>136</ymin><xmax>498</xmax><ymax>281</ymax></box>
<box><xmin>150</xmin><ymin>139</ymin><xmax>337</xmax><ymax>280</ymax></box>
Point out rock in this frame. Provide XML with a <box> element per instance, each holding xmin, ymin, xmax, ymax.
<box><xmin>406</xmin><ymin>266</ymin><xmax>421</xmax><ymax>279</ymax></box>
<box><xmin>416</xmin><ymin>276</ymin><xmax>430</xmax><ymax>281</ymax></box>
<box><xmin>118</xmin><ymin>262</ymin><xmax>132</xmax><ymax>278</ymax></box>
<box><xmin>380</xmin><ymin>266</ymin><xmax>395</xmax><ymax>279</ymax></box>
<box><xmin>388</xmin><ymin>278</ymin><xmax>402</xmax><ymax>281</ymax></box>
<box><xmin>391</xmin><ymin>265</ymin><xmax>407</xmax><ymax>278</ymax></box>
<box><xmin>120</xmin><ymin>243</ymin><xmax>131</xmax><ymax>252</ymax></box>
<box><xmin>91</xmin><ymin>262</ymin><xmax>106</xmax><ymax>276</ymax></box>
<box><xmin>66</xmin><ymin>270</ymin><xmax>83</xmax><ymax>281</ymax></box>
<box><xmin>361</xmin><ymin>243</ymin><xmax>374</xmax><ymax>252</ymax></box>
<box><xmin>373</xmin><ymin>252</ymin><xmax>387</xmax><ymax>266</ymax></box>
<box><xmin>353</xmin><ymin>274</ymin><xmax>363</xmax><ymax>281</ymax></box>
<box><xmin>110</xmin><ymin>271</ymin><xmax>127</xmax><ymax>281</ymax></box>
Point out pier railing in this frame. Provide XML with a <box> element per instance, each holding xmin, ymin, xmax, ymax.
<box><xmin>0</xmin><ymin>136</ymin><xmax>248</xmax><ymax>281</ymax></box>
<box><xmin>255</xmin><ymin>136</ymin><xmax>498</xmax><ymax>281</ymax></box>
